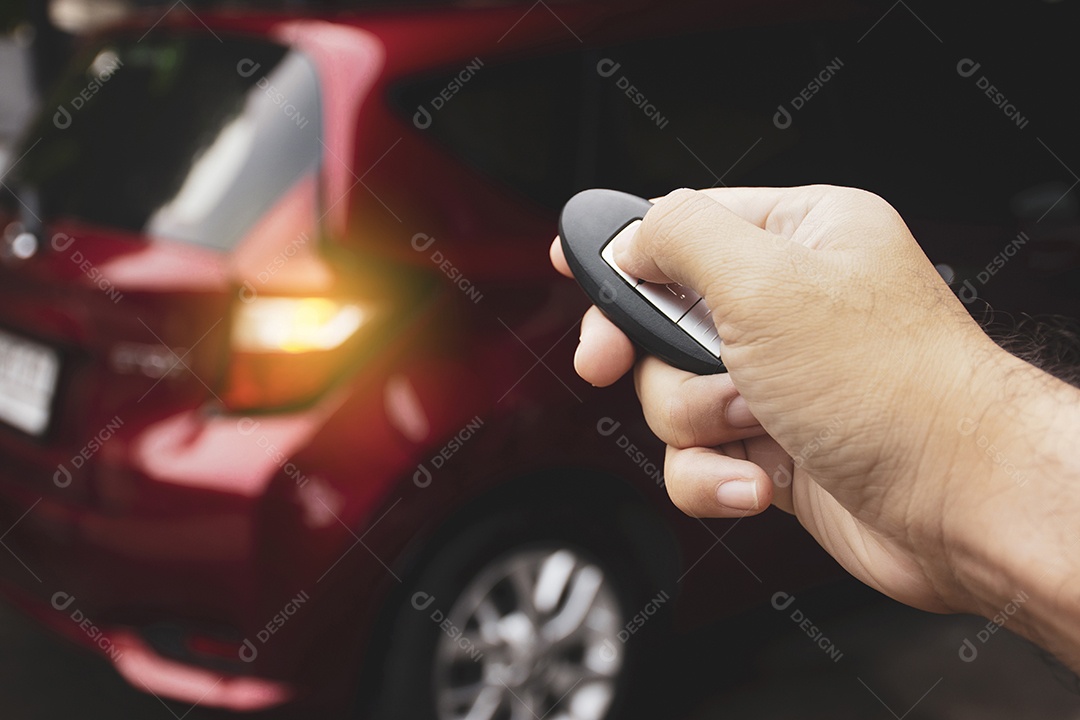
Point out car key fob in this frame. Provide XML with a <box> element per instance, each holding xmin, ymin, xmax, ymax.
<box><xmin>559</xmin><ymin>189</ymin><xmax>725</xmax><ymax>375</ymax></box>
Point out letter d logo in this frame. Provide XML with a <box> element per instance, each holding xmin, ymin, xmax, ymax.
<box><xmin>53</xmin><ymin>105</ymin><xmax>72</xmax><ymax>130</ymax></box>
<box><xmin>238</xmin><ymin>281</ymin><xmax>258</xmax><ymax>303</ymax></box>
<box><xmin>411</xmin><ymin>591</ymin><xmax>435</xmax><ymax>611</ymax></box>
<box><xmin>596</xmin><ymin>417</ymin><xmax>621</xmax><ymax>437</ymax></box>
<box><xmin>598</xmin><ymin>280</ymin><xmax>618</xmax><ymax>305</ymax></box>
<box><xmin>771</xmin><ymin>591</ymin><xmax>795</xmax><ymax>611</ymax></box>
<box><xmin>413</xmin><ymin>105</ymin><xmax>433</xmax><ymax>130</ymax></box>
<box><xmin>54</xmin><ymin>464</ymin><xmax>72</xmax><ymax>488</ymax></box>
<box><xmin>414</xmin><ymin>463</ymin><xmax>432</xmax><ymax>488</ymax></box>
<box><xmin>411</xmin><ymin>233</ymin><xmax>435</xmax><ymax>252</ymax></box>
<box><xmin>596</xmin><ymin>58</ymin><xmax>621</xmax><ymax>78</ymax></box>
<box><xmin>51</xmin><ymin>232</ymin><xmax>75</xmax><ymax>252</ymax></box>
<box><xmin>237</xmin><ymin>417</ymin><xmax>261</xmax><ymax>436</ymax></box>
<box><xmin>958</xmin><ymin>638</ymin><xmax>978</xmax><ymax>662</ymax></box>
<box><xmin>956</xmin><ymin>58</ymin><xmax>981</xmax><ymax>78</ymax></box>
<box><xmin>236</xmin><ymin>58</ymin><xmax>261</xmax><ymax>78</ymax></box>
<box><xmin>773</xmin><ymin>104</ymin><xmax>792</xmax><ymax>130</ymax></box>
<box><xmin>772</xmin><ymin>463</ymin><xmax>793</xmax><ymax>489</ymax></box>
<box><xmin>958</xmin><ymin>279</ymin><xmax>979</xmax><ymax>304</ymax></box>
<box><xmin>239</xmin><ymin>638</ymin><xmax>258</xmax><ymax>662</ymax></box>
<box><xmin>51</xmin><ymin>591</ymin><xmax>75</xmax><ymax>611</ymax></box>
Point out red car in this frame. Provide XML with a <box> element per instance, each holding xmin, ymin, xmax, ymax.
<box><xmin>0</xmin><ymin>1</ymin><xmax>1076</xmax><ymax>718</ymax></box>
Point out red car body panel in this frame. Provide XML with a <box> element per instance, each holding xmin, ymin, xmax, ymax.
<box><xmin>0</xmin><ymin>3</ymin><xmax>850</xmax><ymax>714</ymax></box>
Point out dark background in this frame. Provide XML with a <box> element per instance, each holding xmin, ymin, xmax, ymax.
<box><xmin>1</xmin><ymin>1</ymin><xmax>1079</xmax><ymax>718</ymax></box>
<box><xmin>3</xmin><ymin>579</ymin><xmax>1080</xmax><ymax>718</ymax></box>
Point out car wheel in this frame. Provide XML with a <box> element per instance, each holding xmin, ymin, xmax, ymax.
<box><xmin>368</xmin><ymin>503</ymin><xmax>670</xmax><ymax>720</ymax></box>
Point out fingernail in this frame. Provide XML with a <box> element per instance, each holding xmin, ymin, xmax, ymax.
<box><xmin>716</xmin><ymin>478</ymin><xmax>759</xmax><ymax>511</ymax></box>
<box><xmin>611</xmin><ymin>240</ymin><xmax>630</xmax><ymax>268</ymax></box>
<box><xmin>573</xmin><ymin>341</ymin><xmax>587</xmax><ymax>371</ymax></box>
<box><xmin>725</xmin><ymin>395</ymin><xmax>758</xmax><ymax>428</ymax></box>
<box><xmin>572</xmin><ymin>341</ymin><xmax>598</xmax><ymax>387</ymax></box>
<box><xmin>610</xmin><ymin>224</ymin><xmax>639</xmax><ymax>259</ymax></box>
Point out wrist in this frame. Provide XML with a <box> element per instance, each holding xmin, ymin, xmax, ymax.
<box><xmin>939</xmin><ymin>347</ymin><xmax>1080</xmax><ymax>670</ymax></box>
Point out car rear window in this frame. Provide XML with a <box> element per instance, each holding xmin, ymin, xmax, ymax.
<box><xmin>3</xmin><ymin>34</ymin><xmax>321</xmax><ymax>250</ymax></box>
<box><xmin>390</xmin><ymin>51</ymin><xmax>585</xmax><ymax>210</ymax></box>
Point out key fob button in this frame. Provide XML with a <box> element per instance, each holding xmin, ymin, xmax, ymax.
<box><xmin>559</xmin><ymin>188</ymin><xmax>726</xmax><ymax>374</ymax></box>
<box><xmin>677</xmin><ymin>300</ymin><xmax>722</xmax><ymax>357</ymax></box>
<box><xmin>600</xmin><ymin>222</ymin><xmax>702</xmax><ymax>321</ymax></box>
<box><xmin>637</xmin><ymin>281</ymin><xmax>700</xmax><ymax>322</ymax></box>
<box><xmin>600</xmin><ymin>220</ymin><xmax>644</xmax><ymax>287</ymax></box>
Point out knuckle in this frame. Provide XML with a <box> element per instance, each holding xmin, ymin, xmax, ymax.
<box><xmin>640</xmin><ymin>188</ymin><xmax>705</xmax><ymax>257</ymax></box>
<box><xmin>849</xmin><ymin>186</ymin><xmax>889</xmax><ymax>208</ymax></box>
<box><xmin>663</xmin><ymin>455</ymin><xmax>700</xmax><ymax>518</ymax></box>
<box><xmin>664</xmin><ymin>393</ymin><xmax>695</xmax><ymax>448</ymax></box>
<box><xmin>642</xmin><ymin>392</ymin><xmax>679</xmax><ymax>447</ymax></box>
<box><xmin>647</xmin><ymin>381</ymin><xmax>700</xmax><ymax>449</ymax></box>
<box><xmin>839</xmin><ymin>186</ymin><xmax>897</xmax><ymax>219</ymax></box>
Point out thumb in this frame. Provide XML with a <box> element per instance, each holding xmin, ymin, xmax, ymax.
<box><xmin>612</xmin><ymin>188</ymin><xmax>791</xmax><ymax>307</ymax></box>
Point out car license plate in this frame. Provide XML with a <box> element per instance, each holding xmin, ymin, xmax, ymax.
<box><xmin>0</xmin><ymin>328</ymin><xmax>60</xmax><ymax>436</ymax></box>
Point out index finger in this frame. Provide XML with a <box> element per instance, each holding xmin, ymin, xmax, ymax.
<box><xmin>550</xmin><ymin>236</ymin><xmax>573</xmax><ymax>278</ymax></box>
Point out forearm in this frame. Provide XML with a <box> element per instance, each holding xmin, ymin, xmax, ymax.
<box><xmin>944</xmin><ymin>349</ymin><xmax>1080</xmax><ymax>672</ymax></box>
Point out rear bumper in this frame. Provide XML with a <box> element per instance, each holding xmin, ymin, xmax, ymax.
<box><xmin>0</xmin><ymin>451</ymin><xmax>258</xmax><ymax>618</ymax></box>
<box><xmin>111</xmin><ymin>629</ymin><xmax>293</xmax><ymax>710</ymax></box>
<box><xmin>0</xmin><ymin>576</ymin><xmax>295</xmax><ymax>711</ymax></box>
<box><xmin>0</xmin><ymin>408</ymin><xmax>331</xmax><ymax>710</ymax></box>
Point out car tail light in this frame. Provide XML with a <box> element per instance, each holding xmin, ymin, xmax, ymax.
<box><xmin>223</xmin><ymin>296</ymin><xmax>370</xmax><ymax>410</ymax></box>
<box><xmin>232</xmin><ymin>297</ymin><xmax>367</xmax><ymax>353</ymax></box>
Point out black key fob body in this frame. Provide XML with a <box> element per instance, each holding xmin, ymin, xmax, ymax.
<box><xmin>559</xmin><ymin>189</ymin><xmax>725</xmax><ymax>375</ymax></box>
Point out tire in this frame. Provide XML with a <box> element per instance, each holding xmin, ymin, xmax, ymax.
<box><xmin>368</xmin><ymin>499</ymin><xmax>672</xmax><ymax>720</ymax></box>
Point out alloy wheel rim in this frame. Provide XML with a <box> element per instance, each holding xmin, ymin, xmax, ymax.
<box><xmin>434</xmin><ymin>547</ymin><xmax>625</xmax><ymax>720</ymax></box>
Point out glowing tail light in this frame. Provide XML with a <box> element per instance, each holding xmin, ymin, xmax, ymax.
<box><xmin>224</xmin><ymin>296</ymin><xmax>370</xmax><ymax>410</ymax></box>
<box><xmin>232</xmin><ymin>297</ymin><xmax>366</xmax><ymax>353</ymax></box>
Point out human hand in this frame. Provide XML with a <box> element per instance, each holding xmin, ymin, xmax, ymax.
<box><xmin>551</xmin><ymin>185</ymin><xmax>1016</xmax><ymax>613</ymax></box>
